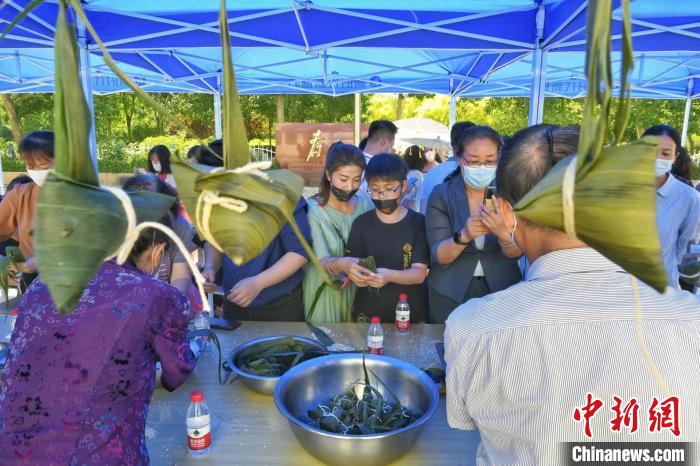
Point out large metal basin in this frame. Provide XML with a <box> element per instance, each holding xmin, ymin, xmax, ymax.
<box><xmin>229</xmin><ymin>335</ymin><xmax>325</xmax><ymax>395</ymax></box>
<box><xmin>274</xmin><ymin>353</ymin><xmax>439</xmax><ymax>466</ymax></box>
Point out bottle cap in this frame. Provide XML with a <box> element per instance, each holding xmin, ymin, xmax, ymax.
<box><xmin>190</xmin><ymin>390</ymin><xmax>204</xmax><ymax>402</ymax></box>
<box><xmin>371</xmin><ymin>316</ymin><xmax>380</xmax><ymax>324</ymax></box>
<box><xmin>399</xmin><ymin>293</ymin><xmax>408</xmax><ymax>302</ymax></box>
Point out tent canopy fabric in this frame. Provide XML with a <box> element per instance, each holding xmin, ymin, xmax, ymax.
<box><xmin>1</xmin><ymin>0</ymin><xmax>700</xmax><ymax>98</ymax></box>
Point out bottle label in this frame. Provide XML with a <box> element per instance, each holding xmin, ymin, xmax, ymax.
<box><xmin>367</xmin><ymin>335</ymin><xmax>383</xmax><ymax>355</ymax></box>
<box><xmin>395</xmin><ymin>309</ymin><xmax>410</xmax><ymax>330</ymax></box>
<box><xmin>395</xmin><ymin>318</ymin><xmax>410</xmax><ymax>330</ymax></box>
<box><xmin>187</xmin><ymin>417</ymin><xmax>211</xmax><ymax>451</ymax></box>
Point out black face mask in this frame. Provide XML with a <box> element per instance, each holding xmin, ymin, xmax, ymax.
<box><xmin>372</xmin><ymin>198</ymin><xmax>401</xmax><ymax>214</ymax></box>
<box><xmin>329</xmin><ymin>183</ymin><xmax>358</xmax><ymax>202</ymax></box>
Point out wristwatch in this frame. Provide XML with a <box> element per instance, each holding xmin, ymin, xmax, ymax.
<box><xmin>453</xmin><ymin>231</ymin><xmax>469</xmax><ymax>245</ymax></box>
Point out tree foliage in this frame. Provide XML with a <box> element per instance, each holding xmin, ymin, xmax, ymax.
<box><xmin>0</xmin><ymin>91</ymin><xmax>698</xmax><ymax>173</ymax></box>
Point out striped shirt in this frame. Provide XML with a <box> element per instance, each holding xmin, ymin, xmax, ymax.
<box><xmin>445</xmin><ymin>247</ymin><xmax>700</xmax><ymax>466</ymax></box>
<box><xmin>656</xmin><ymin>174</ymin><xmax>700</xmax><ymax>288</ymax></box>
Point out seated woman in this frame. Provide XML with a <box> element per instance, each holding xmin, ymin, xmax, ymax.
<box><xmin>425</xmin><ymin>125</ymin><xmax>523</xmax><ymax>323</ymax></box>
<box><xmin>0</xmin><ymin>131</ymin><xmax>55</xmax><ymax>291</ymax></box>
<box><xmin>0</xmin><ymin>220</ymin><xmax>196</xmax><ymax>465</ymax></box>
<box><xmin>303</xmin><ymin>142</ymin><xmax>371</xmax><ymax>322</ymax></box>
<box><xmin>122</xmin><ymin>174</ymin><xmax>201</xmax><ymax>313</ymax></box>
<box><xmin>147</xmin><ymin>144</ymin><xmax>176</xmax><ymax>188</ymax></box>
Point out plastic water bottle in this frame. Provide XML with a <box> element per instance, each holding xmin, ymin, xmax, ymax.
<box><xmin>395</xmin><ymin>293</ymin><xmax>410</xmax><ymax>333</ymax></box>
<box><xmin>193</xmin><ymin>310</ymin><xmax>210</xmax><ymax>355</ymax></box>
<box><xmin>367</xmin><ymin>316</ymin><xmax>384</xmax><ymax>355</ymax></box>
<box><xmin>187</xmin><ymin>390</ymin><xmax>211</xmax><ymax>456</ymax></box>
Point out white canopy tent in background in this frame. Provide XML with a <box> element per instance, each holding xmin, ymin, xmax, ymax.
<box><xmin>394</xmin><ymin>118</ymin><xmax>452</xmax><ymax>153</ymax></box>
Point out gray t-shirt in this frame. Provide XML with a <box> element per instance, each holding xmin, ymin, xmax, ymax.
<box><xmin>155</xmin><ymin>215</ymin><xmax>196</xmax><ymax>283</ymax></box>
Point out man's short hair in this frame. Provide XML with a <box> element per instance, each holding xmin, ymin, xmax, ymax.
<box><xmin>365</xmin><ymin>152</ymin><xmax>408</xmax><ymax>184</ymax></box>
<box><xmin>367</xmin><ymin>120</ymin><xmax>398</xmax><ymax>143</ymax></box>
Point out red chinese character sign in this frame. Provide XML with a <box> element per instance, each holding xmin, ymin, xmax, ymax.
<box><xmin>610</xmin><ymin>397</ymin><xmax>640</xmax><ymax>434</ymax></box>
<box><xmin>648</xmin><ymin>396</ymin><xmax>680</xmax><ymax>437</ymax></box>
<box><xmin>573</xmin><ymin>393</ymin><xmax>604</xmax><ymax>438</ymax></box>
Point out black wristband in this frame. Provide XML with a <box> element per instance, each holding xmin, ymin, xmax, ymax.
<box><xmin>453</xmin><ymin>231</ymin><xmax>469</xmax><ymax>245</ymax></box>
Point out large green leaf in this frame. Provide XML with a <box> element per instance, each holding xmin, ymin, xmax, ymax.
<box><xmin>219</xmin><ymin>0</ymin><xmax>251</xmax><ymax>169</ymax></box>
<box><xmin>53</xmin><ymin>0</ymin><xmax>98</xmax><ymax>187</ymax></box>
<box><xmin>515</xmin><ymin>137</ymin><xmax>667</xmax><ymax>292</ymax></box>
<box><xmin>34</xmin><ymin>174</ymin><xmax>174</xmax><ymax>313</ymax></box>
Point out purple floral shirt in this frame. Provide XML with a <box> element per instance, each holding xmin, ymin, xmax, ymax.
<box><xmin>0</xmin><ymin>260</ymin><xmax>195</xmax><ymax>465</ymax></box>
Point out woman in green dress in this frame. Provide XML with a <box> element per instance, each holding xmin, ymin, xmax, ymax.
<box><xmin>304</xmin><ymin>143</ymin><xmax>373</xmax><ymax>322</ymax></box>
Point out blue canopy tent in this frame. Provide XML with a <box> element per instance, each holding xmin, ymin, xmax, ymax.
<box><xmin>1</xmin><ymin>0</ymin><xmax>700</xmax><ymax>148</ymax></box>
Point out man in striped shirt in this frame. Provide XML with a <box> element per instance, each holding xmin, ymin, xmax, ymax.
<box><xmin>445</xmin><ymin>125</ymin><xmax>700</xmax><ymax>465</ymax></box>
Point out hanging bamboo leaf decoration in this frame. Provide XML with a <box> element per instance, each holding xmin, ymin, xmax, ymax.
<box><xmin>53</xmin><ymin>0</ymin><xmax>97</xmax><ymax>187</ymax></box>
<box><xmin>218</xmin><ymin>0</ymin><xmax>250</xmax><ymax>170</ymax></box>
<box><xmin>169</xmin><ymin>0</ymin><xmax>338</xmax><ymax>298</ymax></box>
<box><xmin>29</xmin><ymin>1</ymin><xmax>175</xmax><ymax>313</ymax></box>
<box><xmin>0</xmin><ymin>255</ymin><xmax>10</xmax><ymax>310</ymax></box>
<box><xmin>513</xmin><ymin>0</ymin><xmax>667</xmax><ymax>292</ymax></box>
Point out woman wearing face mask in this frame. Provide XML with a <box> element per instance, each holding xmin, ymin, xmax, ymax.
<box><xmin>147</xmin><ymin>144</ymin><xmax>176</xmax><ymax>188</ymax></box>
<box><xmin>303</xmin><ymin>143</ymin><xmax>371</xmax><ymax>322</ymax></box>
<box><xmin>643</xmin><ymin>124</ymin><xmax>700</xmax><ymax>289</ymax></box>
<box><xmin>425</xmin><ymin>125</ymin><xmax>522</xmax><ymax>324</ymax></box>
<box><xmin>0</xmin><ymin>131</ymin><xmax>55</xmax><ymax>289</ymax></box>
<box><xmin>0</xmin><ymin>219</ymin><xmax>196</xmax><ymax>465</ymax></box>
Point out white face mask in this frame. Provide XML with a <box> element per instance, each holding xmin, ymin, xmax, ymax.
<box><xmin>152</xmin><ymin>162</ymin><xmax>162</xmax><ymax>173</ymax></box>
<box><xmin>655</xmin><ymin>159</ymin><xmax>673</xmax><ymax>178</ymax></box>
<box><xmin>461</xmin><ymin>164</ymin><xmax>497</xmax><ymax>190</ymax></box>
<box><xmin>27</xmin><ymin>169</ymin><xmax>53</xmax><ymax>187</ymax></box>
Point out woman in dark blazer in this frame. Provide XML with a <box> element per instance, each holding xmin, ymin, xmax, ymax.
<box><xmin>425</xmin><ymin>125</ymin><xmax>522</xmax><ymax>323</ymax></box>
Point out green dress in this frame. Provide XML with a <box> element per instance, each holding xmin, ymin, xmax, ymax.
<box><xmin>303</xmin><ymin>195</ymin><xmax>373</xmax><ymax>323</ymax></box>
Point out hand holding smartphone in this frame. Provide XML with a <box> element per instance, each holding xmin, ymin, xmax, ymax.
<box><xmin>483</xmin><ymin>186</ymin><xmax>497</xmax><ymax>213</ymax></box>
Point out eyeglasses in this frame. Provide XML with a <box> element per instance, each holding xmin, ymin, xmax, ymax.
<box><xmin>367</xmin><ymin>185</ymin><xmax>402</xmax><ymax>198</ymax></box>
<box><xmin>462</xmin><ymin>161</ymin><xmax>498</xmax><ymax>169</ymax></box>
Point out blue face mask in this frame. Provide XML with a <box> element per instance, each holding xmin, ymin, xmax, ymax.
<box><xmin>462</xmin><ymin>165</ymin><xmax>496</xmax><ymax>190</ymax></box>
<box><xmin>655</xmin><ymin>159</ymin><xmax>673</xmax><ymax>178</ymax></box>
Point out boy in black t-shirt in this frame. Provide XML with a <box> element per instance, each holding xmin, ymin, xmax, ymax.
<box><xmin>344</xmin><ymin>153</ymin><xmax>429</xmax><ymax>323</ymax></box>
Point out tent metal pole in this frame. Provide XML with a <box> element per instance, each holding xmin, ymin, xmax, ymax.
<box><xmin>0</xmin><ymin>150</ymin><xmax>4</xmax><ymax>196</ymax></box>
<box><xmin>77</xmin><ymin>20</ymin><xmax>98</xmax><ymax>171</ymax></box>
<box><xmin>682</xmin><ymin>78</ymin><xmax>693</xmax><ymax>146</ymax></box>
<box><xmin>681</xmin><ymin>97</ymin><xmax>691</xmax><ymax>146</ymax></box>
<box><xmin>214</xmin><ymin>75</ymin><xmax>223</xmax><ymax>139</ymax></box>
<box><xmin>449</xmin><ymin>94</ymin><xmax>457</xmax><ymax>130</ymax></box>
<box><xmin>528</xmin><ymin>4</ymin><xmax>546</xmax><ymax>125</ymax></box>
<box><xmin>354</xmin><ymin>93</ymin><xmax>361</xmax><ymax>146</ymax></box>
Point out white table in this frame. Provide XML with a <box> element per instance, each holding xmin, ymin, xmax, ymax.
<box><xmin>146</xmin><ymin>321</ymin><xmax>480</xmax><ymax>465</ymax></box>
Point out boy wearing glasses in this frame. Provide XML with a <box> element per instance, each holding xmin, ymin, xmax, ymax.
<box><xmin>343</xmin><ymin>153</ymin><xmax>429</xmax><ymax>323</ymax></box>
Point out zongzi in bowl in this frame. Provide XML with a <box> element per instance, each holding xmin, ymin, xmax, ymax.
<box><xmin>229</xmin><ymin>335</ymin><xmax>326</xmax><ymax>394</ymax></box>
<box><xmin>274</xmin><ymin>353</ymin><xmax>439</xmax><ymax>466</ymax></box>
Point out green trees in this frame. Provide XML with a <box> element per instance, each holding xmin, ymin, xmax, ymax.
<box><xmin>0</xmin><ymin>91</ymin><xmax>697</xmax><ymax>173</ymax></box>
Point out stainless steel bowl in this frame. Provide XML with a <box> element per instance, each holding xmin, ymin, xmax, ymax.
<box><xmin>274</xmin><ymin>353</ymin><xmax>439</xmax><ymax>466</ymax></box>
<box><xmin>229</xmin><ymin>335</ymin><xmax>326</xmax><ymax>395</ymax></box>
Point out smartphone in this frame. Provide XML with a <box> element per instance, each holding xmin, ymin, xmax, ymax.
<box><xmin>483</xmin><ymin>186</ymin><xmax>497</xmax><ymax>213</ymax></box>
<box><xmin>689</xmin><ymin>244</ymin><xmax>700</xmax><ymax>254</ymax></box>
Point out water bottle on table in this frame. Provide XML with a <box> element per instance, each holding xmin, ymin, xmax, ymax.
<box><xmin>395</xmin><ymin>293</ymin><xmax>410</xmax><ymax>333</ymax></box>
<box><xmin>192</xmin><ymin>310</ymin><xmax>210</xmax><ymax>356</ymax></box>
<box><xmin>367</xmin><ymin>316</ymin><xmax>384</xmax><ymax>355</ymax></box>
<box><xmin>187</xmin><ymin>390</ymin><xmax>211</xmax><ymax>456</ymax></box>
